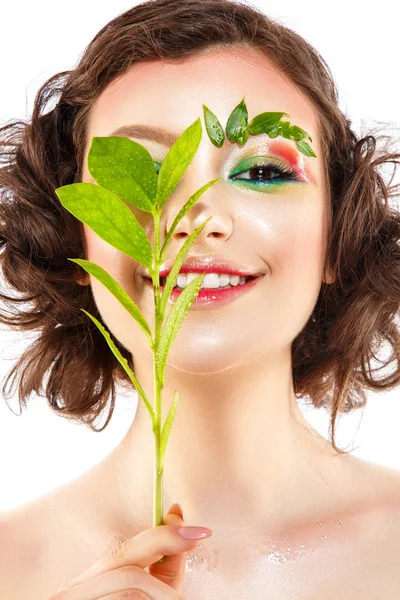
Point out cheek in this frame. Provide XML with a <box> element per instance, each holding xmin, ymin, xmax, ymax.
<box><xmin>81</xmin><ymin>224</ymin><xmax>150</xmax><ymax>347</ymax></box>
<box><xmin>275</xmin><ymin>205</ymin><xmax>327</xmax><ymax>310</ymax></box>
<box><xmin>83</xmin><ymin>229</ymin><xmax>120</xmax><ymax>288</ymax></box>
<box><xmin>83</xmin><ymin>224</ymin><xmax>105</xmax><ymax>256</ymax></box>
<box><xmin>255</xmin><ymin>197</ymin><xmax>326</xmax><ymax>327</ymax></box>
<box><xmin>264</xmin><ymin>191</ymin><xmax>326</xmax><ymax>273</ymax></box>
<box><xmin>286</xmin><ymin>222</ymin><xmax>325</xmax><ymax>274</ymax></box>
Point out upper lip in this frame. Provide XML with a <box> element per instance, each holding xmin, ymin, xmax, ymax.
<box><xmin>141</xmin><ymin>255</ymin><xmax>265</xmax><ymax>279</ymax></box>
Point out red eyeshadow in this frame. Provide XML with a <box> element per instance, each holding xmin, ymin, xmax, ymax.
<box><xmin>267</xmin><ymin>139</ymin><xmax>317</xmax><ymax>184</ymax></box>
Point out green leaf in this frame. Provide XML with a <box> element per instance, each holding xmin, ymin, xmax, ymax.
<box><xmin>202</xmin><ymin>104</ymin><xmax>225</xmax><ymax>147</ymax></box>
<box><xmin>225</xmin><ymin>96</ymin><xmax>249</xmax><ymax>144</ymax></box>
<box><xmin>266</xmin><ymin>124</ymin><xmax>282</xmax><ymax>138</ymax></box>
<box><xmin>279</xmin><ymin>121</ymin><xmax>294</xmax><ymax>139</ymax></box>
<box><xmin>279</xmin><ymin>121</ymin><xmax>314</xmax><ymax>143</ymax></box>
<box><xmin>55</xmin><ymin>182</ymin><xmax>153</xmax><ymax>270</ymax></box>
<box><xmin>289</xmin><ymin>125</ymin><xmax>312</xmax><ymax>142</ymax></box>
<box><xmin>247</xmin><ymin>112</ymin><xmax>289</xmax><ymax>135</ymax></box>
<box><xmin>236</xmin><ymin>125</ymin><xmax>249</xmax><ymax>146</ymax></box>
<box><xmin>69</xmin><ymin>258</ymin><xmax>153</xmax><ymax>346</ymax></box>
<box><xmin>80</xmin><ymin>308</ymin><xmax>155</xmax><ymax>422</ymax></box>
<box><xmin>88</xmin><ymin>136</ymin><xmax>157</xmax><ymax>213</ymax></box>
<box><xmin>160</xmin><ymin>177</ymin><xmax>221</xmax><ymax>261</ymax></box>
<box><xmin>296</xmin><ymin>139</ymin><xmax>317</xmax><ymax>157</ymax></box>
<box><xmin>156</xmin><ymin>118</ymin><xmax>202</xmax><ymax>210</ymax></box>
<box><xmin>158</xmin><ymin>215</ymin><xmax>212</xmax><ymax>322</ymax></box>
<box><xmin>156</xmin><ymin>272</ymin><xmax>205</xmax><ymax>383</ymax></box>
<box><xmin>159</xmin><ymin>389</ymin><xmax>180</xmax><ymax>467</ymax></box>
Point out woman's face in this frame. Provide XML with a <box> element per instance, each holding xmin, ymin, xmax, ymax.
<box><xmin>80</xmin><ymin>46</ymin><xmax>330</xmax><ymax>374</ymax></box>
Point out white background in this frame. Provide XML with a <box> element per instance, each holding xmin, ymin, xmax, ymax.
<box><xmin>0</xmin><ymin>0</ymin><xmax>399</xmax><ymax>512</ymax></box>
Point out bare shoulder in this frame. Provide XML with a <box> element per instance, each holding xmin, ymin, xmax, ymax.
<box><xmin>0</xmin><ymin>500</ymin><xmax>52</xmax><ymax>600</ymax></box>
<box><xmin>349</xmin><ymin>456</ymin><xmax>400</xmax><ymax>593</ymax></box>
<box><xmin>0</xmin><ymin>479</ymin><xmax>117</xmax><ymax>600</ymax></box>
<box><xmin>342</xmin><ymin>454</ymin><xmax>400</xmax><ymax>526</ymax></box>
<box><xmin>300</xmin><ymin>455</ymin><xmax>400</xmax><ymax>598</ymax></box>
<box><xmin>2</xmin><ymin>455</ymin><xmax>400</xmax><ymax>599</ymax></box>
<box><xmin>0</xmin><ymin>508</ymin><xmax>31</xmax><ymax>600</ymax></box>
<box><xmin>343</xmin><ymin>455</ymin><xmax>400</xmax><ymax>569</ymax></box>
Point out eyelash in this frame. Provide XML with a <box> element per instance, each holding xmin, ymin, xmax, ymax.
<box><xmin>230</xmin><ymin>158</ymin><xmax>297</xmax><ymax>185</ymax></box>
<box><xmin>152</xmin><ymin>158</ymin><xmax>298</xmax><ymax>185</ymax></box>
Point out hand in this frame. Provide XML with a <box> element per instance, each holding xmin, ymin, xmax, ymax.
<box><xmin>48</xmin><ymin>503</ymin><xmax>212</xmax><ymax>599</ymax></box>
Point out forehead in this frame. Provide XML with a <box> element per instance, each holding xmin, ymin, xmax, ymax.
<box><xmin>87</xmin><ymin>46</ymin><xmax>320</xmax><ymax>150</ymax></box>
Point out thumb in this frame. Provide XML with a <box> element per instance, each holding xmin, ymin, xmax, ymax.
<box><xmin>148</xmin><ymin>502</ymin><xmax>186</xmax><ymax>591</ymax></box>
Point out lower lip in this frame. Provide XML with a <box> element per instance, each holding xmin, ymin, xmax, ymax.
<box><xmin>144</xmin><ymin>275</ymin><xmax>264</xmax><ymax>308</ymax></box>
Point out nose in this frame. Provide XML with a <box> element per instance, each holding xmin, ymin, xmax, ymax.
<box><xmin>165</xmin><ymin>201</ymin><xmax>233</xmax><ymax>245</ymax></box>
<box><xmin>163</xmin><ymin>150</ymin><xmax>233</xmax><ymax>245</ymax></box>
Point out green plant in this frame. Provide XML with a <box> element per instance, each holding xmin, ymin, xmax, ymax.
<box><xmin>55</xmin><ymin>98</ymin><xmax>316</xmax><ymax>561</ymax></box>
<box><xmin>203</xmin><ymin>95</ymin><xmax>316</xmax><ymax>157</ymax></box>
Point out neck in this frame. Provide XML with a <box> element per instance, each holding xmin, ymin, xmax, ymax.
<box><xmin>104</xmin><ymin>347</ymin><xmax>343</xmax><ymax>533</ymax></box>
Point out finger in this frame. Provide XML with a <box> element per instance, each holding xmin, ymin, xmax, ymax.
<box><xmin>52</xmin><ymin>565</ymin><xmax>178</xmax><ymax>600</ymax></box>
<box><xmin>98</xmin><ymin>593</ymin><xmax>153</xmax><ymax>600</ymax></box>
<box><xmin>148</xmin><ymin>503</ymin><xmax>186</xmax><ymax>592</ymax></box>
<box><xmin>62</xmin><ymin>505</ymin><xmax>212</xmax><ymax>589</ymax></box>
<box><xmin>98</xmin><ymin>593</ymin><xmax>152</xmax><ymax>600</ymax></box>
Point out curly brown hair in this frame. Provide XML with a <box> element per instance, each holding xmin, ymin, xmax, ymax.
<box><xmin>0</xmin><ymin>0</ymin><xmax>399</xmax><ymax>454</ymax></box>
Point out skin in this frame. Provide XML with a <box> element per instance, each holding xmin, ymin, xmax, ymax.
<box><xmin>78</xmin><ymin>45</ymin><xmax>348</xmax><ymax>547</ymax></box>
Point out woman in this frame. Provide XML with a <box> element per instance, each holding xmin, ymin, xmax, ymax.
<box><xmin>1</xmin><ymin>0</ymin><xmax>400</xmax><ymax>597</ymax></box>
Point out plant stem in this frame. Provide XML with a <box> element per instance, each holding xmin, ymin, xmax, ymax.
<box><xmin>152</xmin><ymin>206</ymin><xmax>165</xmax><ymax>528</ymax></box>
<box><xmin>153</xmin><ymin>416</ymin><xmax>163</xmax><ymax>527</ymax></box>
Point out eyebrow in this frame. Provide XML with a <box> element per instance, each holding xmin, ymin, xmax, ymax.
<box><xmin>108</xmin><ymin>124</ymin><xmax>179</xmax><ymax>147</ymax></box>
<box><xmin>106</xmin><ymin>123</ymin><xmax>317</xmax><ymax>183</ymax></box>
<box><xmin>108</xmin><ymin>123</ymin><xmax>313</xmax><ymax>155</ymax></box>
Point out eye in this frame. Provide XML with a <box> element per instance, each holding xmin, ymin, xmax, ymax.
<box><xmin>230</xmin><ymin>157</ymin><xmax>297</xmax><ymax>186</ymax></box>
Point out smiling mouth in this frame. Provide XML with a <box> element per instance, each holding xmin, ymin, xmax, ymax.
<box><xmin>141</xmin><ymin>273</ymin><xmax>265</xmax><ymax>308</ymax></box>
<box><xmin>143</xmin><ymin>274</ymin><xmax>258</xmax><ymax>288</ymax></box>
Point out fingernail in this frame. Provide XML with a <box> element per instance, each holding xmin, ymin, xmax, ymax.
<box><xmin>177</xmin><ymin>526</ymin><xmax>212</xmax><ymax>540</ymax></box>
<box><xmin>168</xmin><ymin>503</ymin><xmax>183</xmax><ymax>519</ymax></box>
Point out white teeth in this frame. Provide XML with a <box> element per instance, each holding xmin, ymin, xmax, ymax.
<box><xmin>165</xmin><ymin>272</ymin><xmax>249</xmax><ymax>289</ymax></box>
